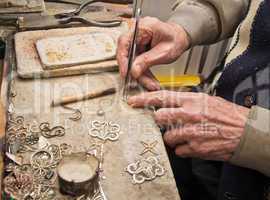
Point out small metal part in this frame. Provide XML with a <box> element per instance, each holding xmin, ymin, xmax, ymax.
<box><xmin>4</xmin><ymin>171</ymin><xmax>34</xmax><ymax>200</ymax></box>
<box><xmin>140</xmin><ymin>140</ymin><xmax>158</xmax><ymax>156</ymax></box>
<box><xmin>25</xmin><ymin>133</ymin><xmax>39</xmax><ymax>145</ymax></box>
<box><xmin>30</xmin><ymin>150</ymin><xmax>53</xmax><ymax>169</ymax></box>
<box><xmin>89</xmin><ymin>120</ymin><xmax>120</xmax><ymax>142</ymax></box>
<box><xmin>62</xmin><ymin>105</ymin><xmax>82</xmax><ymax>121</ymax></box>
<box><xmin>39</xmin><ymin>122</ymin><xmax>65</xmax><ymax>138</ymax></box>
<box><xmin>5</xmin><ymin>152</ymin><xmax>24</xmax><ymax>165</ymax></box>
<box><xmin>97</xmin><ymin>109</ymin><xmax>105</xmax><ymax>117</ymax></box>
<box><xmin>126</xmin><ymin>156</ymin><xmax>165</xmax><ymax>184</ymax></box>
<box><xmin>96</xmin><ymin>98</ymin><xmax>113</xmax><ymax>117</ymax></box>
<box><xmin>45</xmin><ymin>170</ymin><xmax>54</xmax><ymax>180</ymax></box>
<box><xmin>6</xmin><ymin>114</ymin><xmax>40</xmax><ymax>154</ymax></box>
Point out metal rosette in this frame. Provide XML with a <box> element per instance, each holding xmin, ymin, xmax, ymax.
<box><xmin>89</xmin><ymin>120</ymin><xmax>120</xmax><ymax>142</ymax></box>
<box><xmin>126</xmin><ymin>156</ymin><xmax>165</xmax><ymax>184</ymax></box>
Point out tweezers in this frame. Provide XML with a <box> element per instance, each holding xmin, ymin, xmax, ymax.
<box><xmin>122</xmin><ymin>0</ymin><xmax>142</xmax><ymax>100</ymax></box>
<box><xmin>55</xmin><ymin>0</ymin><xmax>122</xmax><ymax>27</ymax></box>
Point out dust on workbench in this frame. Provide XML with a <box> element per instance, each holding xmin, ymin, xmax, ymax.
<box><xmin>5</xmin><ymin>72</ymin><xmax>180</xmax><ymax>200</ymax></box>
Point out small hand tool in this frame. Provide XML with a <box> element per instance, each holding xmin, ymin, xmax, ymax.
<box><xmin>45</xmin><ymin>0</ymin><xmax>133</xmax><ymax>5</ymax></box>
<box><xmin>122</xmin><ymin>0</ymin><xmax>143</xmax><ymax>101</ymax></box>
<box><xmin>54</xmin><ymin>0</ymin><xmax>122</xmax><ymax>27</ymax></box>
<box><xmin>51</xmin><ymin>87</ymin><xmax>116</xmax><ymax>107</ymax></box>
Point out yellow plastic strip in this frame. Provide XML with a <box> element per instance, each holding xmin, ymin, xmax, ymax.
<box><xmin>156</xmin><ymin>75</ymin><xmax>201</xmax><ymax>87</ymax></box>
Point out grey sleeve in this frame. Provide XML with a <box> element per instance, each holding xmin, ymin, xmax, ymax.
<box><xmin>230</xmin><ymin>106</ymin><xmax>270</xmax><ymax>177</ymax></box>
<box><xmin>168</xmin><ymin>0</ymin><xmax>249</xmax><ymax>46</ymax></box>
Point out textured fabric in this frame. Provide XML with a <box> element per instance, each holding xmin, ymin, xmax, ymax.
<box><xmin>168</xmin><ymin>0</ymin><xmax>270</xmax><ymax>199</ymax></box>
<box><xmin>169</xmin><ymin>0</ymin><xmax>249</xmax><ymax>45</ymax></box>
<box><xmin>214</xmin><ymin>0</ymin><xmax>270</xmax><ymax>177</ymax></box>
<box><xmin>231</xmin><ymin>106</ymin><xmax>270</xmax><ymax>176</ymax></box>
<box><xmin>169</xmin><ymin>0</ymin><xmax>270</xmax><ymax>177</ymax></box>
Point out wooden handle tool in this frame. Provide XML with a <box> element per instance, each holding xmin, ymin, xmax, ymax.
<box><xmin>51</xmin><ymin>87</ymin><xmax>116</xmax><ymax>107</ymax></box>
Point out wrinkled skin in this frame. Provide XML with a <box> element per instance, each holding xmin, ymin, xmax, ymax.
<box><xmin>117</xmin><ymin>17</ymin><xmax>190</xmax><ymax>91</ymax></box>
<box><xmin>117</xmin><ymin>17</ymin><xmax>250</xmax><ymax>161</ymax></box>
<box><xmin>128</xmin><ymin>91</ymin><xmax>249</xmax><ymax>161</ymax></box>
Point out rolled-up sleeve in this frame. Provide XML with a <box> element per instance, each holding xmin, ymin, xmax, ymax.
<box><xmin>230</xmin><ymin>106</ymin><xmax>270</xmax><ymax>177</ymax></box>
<box><xmin>168</xmin><ymin>0</ymin><xmax>249</xmax><ymax>46</ymax></box>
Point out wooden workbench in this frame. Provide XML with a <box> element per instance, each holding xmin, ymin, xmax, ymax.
<box><xmin>0</xmin><ymin>2</ymin><xmax>181</xmax><ymax>200</ymax></box>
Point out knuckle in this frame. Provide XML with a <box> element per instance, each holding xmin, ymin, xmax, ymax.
<box><xmin>141</xmin><ymin>54</ymin><xmax>150</xmax><ymax>67</ymax></box>
<box><xmin>197</xmin><ymin>147</ymin><xmax>209</xmax><ymax>155</ymax></box>
<box><xmin>153</xmin><ymin>111</ymin><xmax>163</xmax><ymax>122</ymax></box>
<box><xmin>175</xmin><ymin>148</ymin><xmax>185</xmax><ymax>157</ymax></box>
<box><xmin>190</xmin><ymin>142</ymin><xmax>210</xmax><ymax>156</ymax></box>
<box><xmin>191</xmin><ymin>113</ymin><xmax>204</xmax><ymax>122</ymax></box>
<box><xmin>189</xmin><ymin>142</ymin><xmax>199</xmax><ymax>152</ymax></box>
<box><xmin>144</xmin><ymin>16</ymin><xmax>158</xmax><ymax>23</ymax></box>
<box><xmin>143</xmin><ymin>17</ymin><xmax>161</xmax><ymax>28</ymax></box>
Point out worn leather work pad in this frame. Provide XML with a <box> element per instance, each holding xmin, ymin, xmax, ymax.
<box><xmin>0</xmin><ymin>0</ymin><xmax>45</xmax><ymax>13</ymax></box>
<box><xmin>15</xmin><ymin>23</ymin><xmax>128</xmax><ymax>79</ymax></box>
<box><xmin>36</xmin><ymin>32</ymin><xmax>117</xmax><ymax>69</ymax></box>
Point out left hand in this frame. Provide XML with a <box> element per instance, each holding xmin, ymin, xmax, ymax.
<box><xmin>128</xmin><ymin>91</ymin><xmax>250</xmax><ymax>161</ymax></box>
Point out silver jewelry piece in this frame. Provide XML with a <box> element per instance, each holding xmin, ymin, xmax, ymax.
<box><xmin>126</xmin><ymin>156</ymin><xmax>165</xmax><ymax>184</ymax></box>
<box><xmin>140</xmin><ymin>141</ymin><xmax>158</xmax><ymax>156</ymax></box>
<box><xmin>62</xmin><ymin>105</ymin><xmax>82</xmax><ymax>121</ymax></box>
<box><xmin>89</xmin><ymin>120</ymin><xmax>120</xmax><ymax>142</ymax></box>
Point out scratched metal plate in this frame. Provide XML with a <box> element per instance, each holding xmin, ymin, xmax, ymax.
<box><xmin>36</xmin><ymin>32</ymin><xmax>117</xmax><ymax>69</ymax></box>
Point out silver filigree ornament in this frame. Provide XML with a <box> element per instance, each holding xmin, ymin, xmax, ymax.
<box><xmin>4</xmin><ymin>170</ymin><xmax>34</xmax><ymax>199</ymax></box>
<box><xmin>89</xmin><ymin>120</ymin><xmax>120</xmax><ymax>142</ymax></box>
<box><xmin>126</xmin><ymin>157</ymin><xmax>165</xmax><ymax>184</ymax></box>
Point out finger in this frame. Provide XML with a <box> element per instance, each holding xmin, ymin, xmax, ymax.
<box><xmin>174</xmin><ymin>144</ymin><xmax>193</xmax><ymax>158</ymax></box>
<box><xmin>118</xmin><ymin>17</ymin><xmax>156</xmax><ymax>79</ymax></box>
<box><xmin>131</xmin><ymin>43</ymin><xmax>172</xmax><ymax>79</ymax></box>
<box><xmin>116</xmin><ymin>33</ymin><xmax>132</xmax><ymax>78</ymax></box>
<box><xmin>163</xmin><ymin>126</ymin><xmax>197</xmax><ymax>148</ymax></box>
<box><xmin>128</xmin><ymin>90</ymin><xmax>183</xmax><ymax>108</ymax></box>
<box><xmin>163</xmin><ymin>124</ymin><xmax>221</xmax><ymax>148</ymax></box>
<box><xmin>154</xmin><ymin>107</ymin><xmax>201</xmax><ymax>126</ymax></box>
<box><xmin>138</xmin><ymin>70</ymin><xmax>160</xmax><ymax>91</ymax></box>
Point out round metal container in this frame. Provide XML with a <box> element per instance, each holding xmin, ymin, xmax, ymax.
<box><xmin>57</xmin><ymin>153</ymin><xmax>99</xmax><ymax>197</ymax></box>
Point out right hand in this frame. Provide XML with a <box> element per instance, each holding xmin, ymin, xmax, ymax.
<box><xmin>117</xmin><ymin>17</ymin><xmax>190</xmax><ymax>91</ymax></box>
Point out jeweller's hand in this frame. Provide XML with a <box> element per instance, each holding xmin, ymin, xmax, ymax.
<box><xmin>128</xmin><ymin>91</ymin><xmax>250</xmax><ymax>161</ymax></box>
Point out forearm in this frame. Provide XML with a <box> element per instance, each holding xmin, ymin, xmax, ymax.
<box><xmin>230</xmin><ymin>106</ymin><xmax>270</xmax><ymax>177</ymax></box>
<box><xmin>168</xmin><ymin>0</ymin><xmax>249</xmax><ymax>46</ymax></box>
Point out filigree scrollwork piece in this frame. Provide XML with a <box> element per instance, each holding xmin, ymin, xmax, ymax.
<box><xmin>126</xmin><ymin>157</ymin><xmax>165</xmax><ymax>184</ymax></box>
<box><xmin>7</xmin><ymin>115</ymin><xmax>39</xmax><ymax>154</ymax></box>
<box><xmin>39</xmin><ymin>122</ymin><xmax>65</xmax><ymax>139</ymax></box>
<box><xmin>4</xmin><ymin>171</ymin><xmax>34</xmax><ymax>200</ymax></box>
<box><xmin>89</xmin><ymin>120</ymin><xmax>120</xmax><ymax>142</ymax></box>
